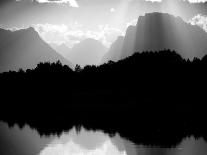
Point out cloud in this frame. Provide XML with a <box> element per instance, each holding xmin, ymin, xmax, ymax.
<box><xmin>126</xmin><ymin>19</ymin><xmax>138</xmax><ymax>28</ymax></box>
<box><xmin>16</xmin><ymin>0</ymin><xmax>79</xmax><ymax>7</ymax></box>
<box><xmin>34</xmin><ymin>23</ymin><xmax>70</xmax><ymax>45</ymax></box>
<box><xmin>95</xmin><ymin>27</ymin><xmax>122</xmax><ymax>46</ymax></box>
<box><xmin>33</xmin><ymin>23</ymin><xmax>124</xmax><ymax>48</ymax></box>
<box><xmin>138</xmin><ymin>0</ymin><xmax>207</xmax><ymax>3</ymax></box>
<box><xmin>189</xmin><ymin>14</ymin><xmax>207</xmax><ymax>32</ymax></box>
<box><xmin>144</xmin><ymin>0</ymin><xmax>162</xmax><ymax>2</ymax></box>
<box><xmin>16</xmin><ymin>0</ymin><xmax>33</xmax><ymax>2</ymax></box>
<box><xmin>66</xmin><ymin>25</ymin><xmax>124</xmax><ymax>47</ymax></box>
<box><xmin>187</xmin><ymin>0</ymin><xmax>207</xmax><ymax>3</ymax></box>
<box><xmin>33</xmin><ymin>23</ymin><xmax>81</xmax><ymax>47</ymax></box>
<box><xmin>110</xmin><ymin>8</ymin><xmax>115</xmax><ymax>13</ymax></box>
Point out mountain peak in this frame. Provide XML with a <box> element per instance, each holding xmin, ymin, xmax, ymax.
<box><xmin>0</xmin><ymin>27</ymin><xmax>73</xmax><ymax>72</ymax></box>
<box><xmin>101</xmin><ymin>36</ymin><xmax>124</xmax><ymax>64</ymax></box>
<box><xmin>102</xmin><ymin>12</ymin><xmax>207</xmax><ymax>63</ymax></box>
<box><xmin>135</xmin><ymin>12</ymin><xmax>207</xmax><ymax>59</ymax></box>
<box><xmin>23</xmin><ymin>27</ymin><xmax>39</xmax><ymax>36</ymax></box>
<box><xmin>26</xmin><ymin>26</ymin><xmax>36</xmax><ymax>31</ymax></box>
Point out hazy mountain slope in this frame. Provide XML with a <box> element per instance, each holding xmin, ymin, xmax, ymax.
<box><xmin>101</xmin><ymin>36</ymin><xmax>124</xmax><ymax>64</ymax></box>
<box><xmin>102</xmin><ymin>12</ymin><xmax>207</xmax><ymax>63</ymax></box>
<box><xmin>0</xmin><ymin>27</ymin><xmax>73</xmax><ymax>72</ymax></box>
<box><xmin>132</xmin><ymin>12</ymin><xmax>207</xmax><ymax>60</ymax></box>
<box><xmin>50</xmin><ymin>43</ymin><xmax>71</xmax><ymax>59</ymax></box>
<box><xmin>67</xmin><ymin>38</ymin><xmax>108</xmax><ymax>67</ymax></box>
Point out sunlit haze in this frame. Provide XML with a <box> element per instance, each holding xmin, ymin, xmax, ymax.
<box><xmin>1</xmin><ymin>0</ymin><xmax>207</xmax><ymax>66</ymax></box>
<box><xmin>0</xmin><ymin>0</ymin><xmax>207</xmax><ymax>48</ymax></box>
<box><xmin>1</xmin><ymin>1</ymin><xmax>207</xmax><ymax>154</ymax></box>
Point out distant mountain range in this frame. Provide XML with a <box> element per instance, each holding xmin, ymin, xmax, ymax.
<box><xmin>66</xmin><ymin>38</ymin><xmax>108</xmax><ymax>67</ymax></box>
<box><xmin>50</xmin><ymin>43</ymin><xmax>71</xmax><ymax>59</ymax></box>
<box><xmin>0</xmin><ymin>27</ymin><xmax>73</xmax><ymax>72</ymax></box>
<box><xmin>101</xmin><ymin>36</ymin><xmax>124</xmax><ymax>63</ymax></box>
<box><xmin>50</xmin><ymin>39</ymin><xmax>108</xmax><ymax>67</ymax></box>
<box><xmin>102</xmin><ymin>12</ymin><xmax>207</xmax><ymax>63</ymax></box>
<box><xmin>2</xmin><ymin>12</ymin><xmax>207</xmax><ymax>71</ymax></box>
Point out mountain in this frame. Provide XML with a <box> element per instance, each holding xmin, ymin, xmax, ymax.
<box><xmin>102</xmin><ymin>12</ymin><xmax>207</xmax><ymax>63</ymax></box>
<box><xmin>101</xmin><ymin>36</ymin><xmax>124</xmax><ymax>64</ymax></box>
<box><xmin>0</xmin><ymin>27</ymin><xmax>73</xmax><ymax>72</ymax></box>
<box><xmin>66</xmin><ymin>38</ymin><xmax>108</xmax><ymax>67</ymax></box>
<box><xmin>50</xmin><ymin>43</ymin><xmax>71</xmax><ymax>59</ymax></box>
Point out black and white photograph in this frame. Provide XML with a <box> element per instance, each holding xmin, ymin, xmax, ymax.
<box><xmin>0</xmin><ymin>0</ymin><xmax>207</xmax><ymax>155</ymax></box>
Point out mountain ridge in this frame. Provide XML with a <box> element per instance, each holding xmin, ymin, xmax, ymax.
<box><xmin>102</xmin><ymin>12</ymin><xmax>207</xmax><ymax>63</ymax></box>
<box><xmin>0</xmin><ymin>27</ymin><xmax>73</xmax><ymax>72</ymax></box>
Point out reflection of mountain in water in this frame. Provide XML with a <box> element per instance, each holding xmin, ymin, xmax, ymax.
<box><xmin>1</xmin><ymin>122</ymin><xmax>207</xmax><ymax>155</ymax></box>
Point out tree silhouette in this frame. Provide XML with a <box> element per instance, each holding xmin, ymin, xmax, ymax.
<box><xmin>75</xmin><ymin>64</ymin><xmax>82</xmax><ymax>72</ymax></box>
<box><xmin>0</xmin><ymin>49</ymin><xmax>207</xmax><ymax>147</ymax></box>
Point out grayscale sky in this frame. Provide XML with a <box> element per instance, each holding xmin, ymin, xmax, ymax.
<box><xmin>1</xmin><ymin>0</ymin><xmax>207</xmax><ymax>48</ymax></box>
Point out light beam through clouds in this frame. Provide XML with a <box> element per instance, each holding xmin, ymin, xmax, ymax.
<box><xmin>3</xmin><ymin>0</ymin><xmax>207</xmax><ymax>49</ymax></box>
<box><xmin>1</xmin><ymin>0</ymin><xmax>207</xmax><ymax>66</ymax></box>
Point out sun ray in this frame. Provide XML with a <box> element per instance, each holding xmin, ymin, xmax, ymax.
<box><xmin>109</xmin><ymin>0</ymin><xmax>132</xmax><ymax>29</ymax></box>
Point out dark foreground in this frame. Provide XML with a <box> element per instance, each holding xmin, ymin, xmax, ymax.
<box><xmin>0</xmin><ymin>50</ymin><xmax>207</xmax><ymax>147</ymax></box>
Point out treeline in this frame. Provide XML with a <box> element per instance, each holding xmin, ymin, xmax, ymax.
<box><xmin>1</xmin><ymin>49</ymin><xmax>207</xmax><ymax>147</ymax></box>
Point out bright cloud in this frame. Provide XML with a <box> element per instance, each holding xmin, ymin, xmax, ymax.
<box><xmin>110</xmin><ymin>8</ymin><xmax>115</xmax><ymax>13</ymax></box>
<box><xmin>142</xmin><ymin>0</ymin><xmax>207</xmax><ymax>2</ymax></box>
<box><xmin>33</xmin><ymin>23</ymin><xmax>124</xmax><ymax>48</ymax></box>
<box><xmin>15</xmin><ymin>0</ymin><xmax>207</xmax><ymax>6</ymax></box>
<box><xmin>97</xmin><ymin>25</ymin><xmax>125</xmax><ymax>47</ymax></box>
<box><xmin>186</xmin><ymin>0</ymin><xmax>207</xmax><ymax>3</ymax></box>
<box><xmin>126</xmin><ymin>19</ymin><xmax>138</xmax><ymax>28</ymax></box>
<box><xmin>40</xmin><ymin>140</ymin><xmax>127</xmax><ymax>155</ymax></box>
<box><xmin>189</xmin><ymin>14</ymin><xmax>207</xmax><ymax>32</ymax></box>
<box><xmin>34</xmin><ymin>23</ymin><xmax>71</xmax><ymax>45</ymax></box>
<box><xmin>145</xmin><ymin>0</ymin><xmax>162</xmax><ymax>2</ymax></box>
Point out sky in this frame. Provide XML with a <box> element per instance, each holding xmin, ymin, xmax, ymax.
<box><xmin>1</xmin><ymin>0</ymin><xmax>207</xmax><ymax>48</ymax></box>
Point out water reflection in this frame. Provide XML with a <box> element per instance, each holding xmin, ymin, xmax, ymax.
<box><xmin>0</xmin><ymin>122</ymin><xmax>207</xmax><ymax>155</ymax></box>
<box><xmin>39</xmin><ymin>128</ymin><xmax>127</xmax><ymax>155</ymax></box>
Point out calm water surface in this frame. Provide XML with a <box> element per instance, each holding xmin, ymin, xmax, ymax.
<box><xmin>0</xmin><ymin>122</ymin><xmax>206</xmax><ymax>155</ymax></box>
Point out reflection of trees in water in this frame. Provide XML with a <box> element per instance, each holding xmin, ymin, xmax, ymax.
<box><xmin>1</xmin><ymin>122</ymin><xmax>207</xmax><ymax>155</ymax></box>
<box><xmin>1</xmin><ymin>50</ymin><xmax>207</xmax><ymax>147</ymax></box>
